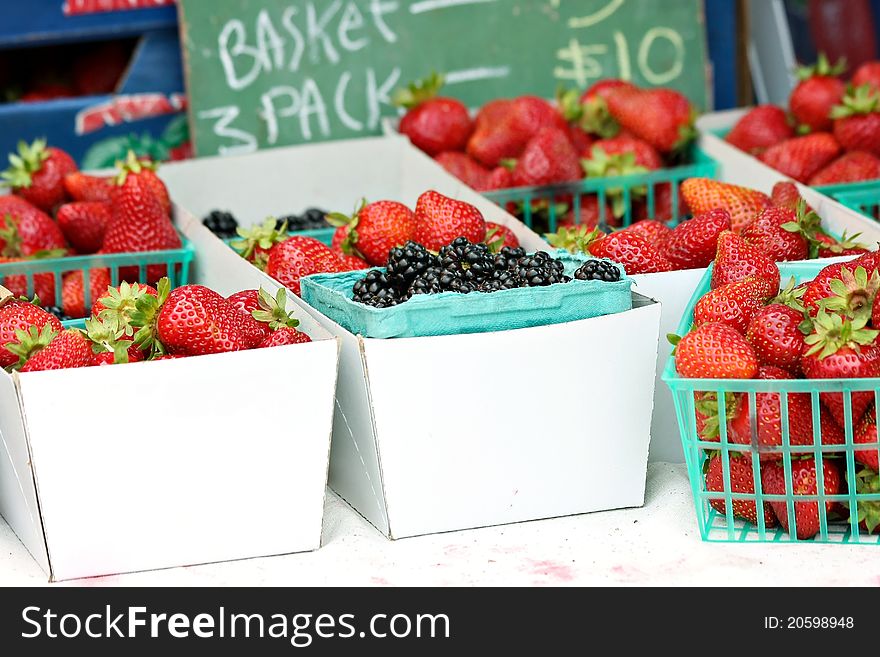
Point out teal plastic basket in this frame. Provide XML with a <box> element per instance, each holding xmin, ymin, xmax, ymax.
<box><xmin>482</xmin><ymin>146</ymin><xmax>718</xmax><ymax>232</ymax></box>
<box><xmin>663</xmin><ymin>261</ymin><xmax>880</xmax><ymax>544</ymax></box>
<box><xmin>301</xmin><ymin>252</ymin><xmax>632</xmax><ymax>339</ymax></box>
<box><xmin>0</xmin><ymin>235</ymin><xmax>194</xmax><ymax>327</ymax></box>
<box><xmin>837</xmin><ymin>186</ymin><xmax>880</xmax><ymax>221</ymax></box>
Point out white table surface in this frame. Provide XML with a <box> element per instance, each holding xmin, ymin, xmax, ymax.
<box><xmin>1</xmin><ymin>463</ymin><xmax>877</xmax><ymax>586</ymax></box>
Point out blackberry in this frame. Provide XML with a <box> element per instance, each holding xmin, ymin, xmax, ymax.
<box><xmin>574</xmin><ymin>259</ymin><xmax>621</xmax><ymax>282</ymax></box>
<box><xmin>303</xmin><ymin>207</ymin><xmax>330</xmax><ymax>227</ymax></box>
<box><xmin>515</xmin><ymin>251</ymin><xmax>569</xmax><ymax>286</ymax></box>
<box><xmin>493</xmin><ymin>246</ymin><xmax>526</xmax><ymax>272</ymax></box>
<box><xmin>407</xmin><ymin>268</ymin><xmax>443</xmax><ymax>296</ymax></box>
<box><xmin>352</xmin><ymin>270</ymin><xmax>401</xmax><ymax>308</ymax></box>
<box><xmin>386</xmin><ymin>241</ymin><xmax>438</xmax><ymax>284</ymax></box>
<box><xmin>42</xmin><ymin>306</ymin><xmax>73</xmax><ymax>321</ymax></box>
<box><xmin>202</xmin><ymin>210</ymin><xmax>239</xmax><ymax>238</ymax></box>
<box><xmin>439</xmin><ymin>237</ymin><xmax>494</xmax><ymax>284</ymax></box>
<box><xmin>490</xmin><ymin>268</ymin><xmax>523</xmax><ymax>290</ymax></box>
<box><xmin>276</xmin><ymin>214</ymin><xmax>304</xmax><ymax>231</ymax></box>
<box><xmin>276</xmin><ymin>208</ymin><xmax>329</xmax><ymax>232</ymax></box>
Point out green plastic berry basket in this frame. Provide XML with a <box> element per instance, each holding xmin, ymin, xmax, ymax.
<box><xmin>836</xmin><ymin>186</ymin><xmax>880</xmax><ymax>222</ymax></box>
<box><xmin>481</xmin><ymin>145</ymin><xmax>719</xmax><ymax>232</ymax></box>
<box><xmin>662</xmin><ymin>260</ymin><xmax>880</xmax><ymax>544</ymax></box>
<box><xmin>300</xmin><ymin>251</ymin><xmax>632</xmax><ymax>339</ymax></box>
<box><xmin>0</xmin><ymin>234</ymin><xmax>194</xmax><ymax>328</ymax></box>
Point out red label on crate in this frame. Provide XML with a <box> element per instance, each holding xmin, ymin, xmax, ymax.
<box><xmin>63</xmin><ymin>0</ymin><xmax>176</xmax><ymax>16</ymax></box>
<box><xmin>75</xmin><ymin>93</ymin><xmax>187</xmax><ymax>135</ymax></box>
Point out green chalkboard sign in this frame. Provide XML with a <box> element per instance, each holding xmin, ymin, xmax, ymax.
<box><xmin>179</xmin><ymin>0</ymin><xmax>710</xmax><ymax>157</ymax></box>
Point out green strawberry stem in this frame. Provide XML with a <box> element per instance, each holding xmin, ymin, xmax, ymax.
<box><xmin>130</xmin><ymin>277</ymin><xmax>172</xmax><ymax>357</ymax></box>
<box><xmin>252</xmin><ymin>288</ymin><xmax>300</xmax><ymax>330</ymax></box>
<box><xmin>804</xmin><ymin>307</ymin><xmax>879</xmax><ymax>359</ymax></box>
<box><xmin>84</xmin><ymin>315</ymin><xmax>134</xmax><ymax>364</ymax></box>
<box><xmin>545</xmin><ymin>225</ymin><xmax>603</xmax><ymax>254</ymax></box>
<box><xmin>0</xmin><ymin>139</ymin><xmax>50</xmax><ymax>189</ymax></box>
<box><xmin>851</xmin><ymin>467</ymin><xmax>880</xmax><ymax>533</ymax></box>
<box><xmin>829</xmin><ymin>83</ymin><xmax>880</xmax><ymax>119</ymax></box>
<box><xmin>391</xmin><ymin>72</ymin><xmax>445</xmax><ymax>109</ymax></box>
<box><xmin>5</xmin><ymin>322</ymin><xmax>57</xmax><ymax>371</ymax></box>
<box><xmin>556</xmin><ymin>87</ymin><xmax>584</xmax><ymax>123</ymax></box>
<box><xmin>822</xmin><ymin>265</ymin><xmax>880</xmax><ymax>320</ymax></box>
<box><xmin>115</xmin><ymin>149</ymin><xmax>159</xmax><ymax>185</ymax></box>
<box><xmin>230</xmin><ymin>217</ymin><xmax>289</xmax><ymax>262</ymax></box>
<box><xmin>326</xmin><ymin>199</ymin><xmax>368</xmax><ymax>258</ymax></box>
<box><xmin>796</xmin><ymin>52</ymin><xmax>846</xmax><ymax>81</ymax></box>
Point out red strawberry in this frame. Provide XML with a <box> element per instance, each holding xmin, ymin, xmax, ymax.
<box><xmin>485</xmin><ymin>221</ymin><xmax>520</xmax><ymax>251</ymax></box>
<box><xmin>226</xmin><ymin>289</ymin><xmax>272</xmax><ymax>342</ymax></box>
<box><xmin>705</xmin><ymin>454</ymin><xmax>777</xmax><ymax>526</ymax></box>
<box><xmin>852</xmin><ymin>61</ymin><xmax>880</xmax><ymax>93</ymax></box>
<box><xmin>258</xmin><ymin>326</ymin><xmax>312</xmax><ymax>348</ymax></box>
<box><xmin>56</xmin><ymin>201</ymin><xmax>111</xmax><ymax>253</ymax></box>
<box><xmin>91</xmin><ymin>346</ymin><xmax>145</xmax><ymax>366</ymax></box>
<box><xmin>851</xmin><ymin>466</ymin><xmax>880</xmax><ymax>534</ymax></box>
<box><xmin>789</xmin><ymin>54</ymin><xmax>846</xmax><ymax>132</ymax></box>
<box><xmin>337</xmin><ymin>253</ymin><xmax>370</xmax><ymax>271</ymax></box>
<box><xmin>100</xmin><ymin>173</ymin><xmax>180</xmax><ymax>254</ymax></box>
<box><xmin>673</xmin><ymin>322</ymin><xmax>758</xmax><ymax>379</ymax></box>
<box><xmin>266</xmin><ymin>236</ymin><xmax>343</xmax><ymax>296</ymax></box>
<box><xmin>328</xmin><ymin>200</ymin><xmax>416</xmax><ymax>266</ymax></box>
<box><xmin>740</xmin><ymin>204</ymin><xmax>822</xmax><ymax>262</ymax></box>
<box><xmin>711</xmin><ymin>231</ymin><xmax>781</xmax><ymax>292</ymax></box>
<box><xmin>769</xmin><ymin>181</ymin><xmax>809</xmax><ymax>212</ymax></box>
<box><xmin>694</xmin><ymin>277</ymin><xmax>775</xmax><ymax>334</ymax></box>
<box><xmin>725</xmin><ymin>105</ymin><xmax>794</xmax><ymax>155</ymax></box>
<box><xmin>63</xmin><ymin>172</ymin><xmax>115</xmax><ymax>203</ymax></box>
<box><xmin>1</xmin><ymin>139</ymin><xmax>77</xmax><ymax>212</ymax></box>
<box><xmin>759</xmin><ymin>133</ymin><xmax>841</xmax><ymax>183</ymax></box>
<box><xmin>802</xmin><ymin>254</ymin><xmax>880</xmax><ymax>318</ymax></box>
<box><xmin>855</xmin><ymin>409</ymin><xmax>880</xmax><ymax>471</ymax></box>
<box><xmin>0</xmin><ymin>300</ymin><xmax>62</xmax><ymax>368</ymax></box>
<box><xmin>801</xmin><ymin>310</ymin><xmax>880</xmax><ymax>426</ymax></box>
<box><xmin>580</xmin><ymin>230</ymin><xmax>673</xmax><ymax>274</ymax></box>
<box><xmin>814</xmin><ymin>231</ymin><xmax>869</xmax><ymax>258</ymax></box>
<box><xmin>580</xmin><ymin>78</ymin><xmax>633</xmax><ymax>104</ymax></box>
<box><xmin>567</xmin><ymin>124</ymin><xmax>594</xmax><ymax>157</ymax></box>
<box><xmin>132</xmin><ymin>279</ymin><xmax>265</xmax><ymax>356</ymax></box>
<box><xmin>512</xmin><ymin>127</ymin><xmax>583</xmax><ymax>187</ymax></box>
<box><xmin>588</xmin><ymin>134</ymin><xmax>662</xmax><ymax>170</ymax></box>
<box><xmin>242</xmin><ymin>287</ymin><xmax>304</xmax><ymax>346</ymax></box>
<box><xmin>571</xmin><ymin>80</ymin><xmax>634</xmax><ymax>138</ymax></box>
<box><xmin>0</xmin><ymin>260</ymin><xmax>59</xmax><ymax>307</ymax></box>
<box><xmin>661</xmin><ymin>208</ymin><xmax>731</xmax><ymax>270</ymax></box>
<box><xmin>680</xmin><ymin>178</ymin><xmax>770</xmax><ymax>233</ymax></box>
<box><xmin>82</xmin><ymin>315</ymin><xmax>145</xmax><ymax>366</ymax></box>
<box><xmin>485</xmin><ymin>166</ymin><xmax>513</xmax><ymax>190</ymax></box>
<box><xmin>604</xmin><ymin>86</ymin><xmax>695</xmax><ymax>154</ymax></box>
<box><xmin>622</xmin><ymin>219</ymin><xmax>672</xmax><ymax>247</ymax></box>
<box><xmin>433</xmin><ymin>152</ymin><xmax>490</xmax><ymax>190</ymax></box>
<box><xmin>0</xmin><ymin>195</ymin><xmax>68</xmax><ymax>256</ymax></box>
<box><xmin>115</xmin><ymin>151</ymin><xmax>171</xmax><ymax>216</ymax></box>
<box><xmin>809</xmin><ymin>151</ymin><xmax>880</xmax><ymax>185</ymax></box>
<box><xmin>17</xmin><ymin>328</ymin><xmax>93</xmax><ymax>372</ymax></box>
<box><xmin>230</xmin><ymin>218</ymin><xmax>289</xmax><ymax>269</ymax></box>
<box><xmin>92</xmin><ymin>281</ymin><xmax>158</xmax><ymax>334</ymax></box>
<box><xmin>830</xmin><ymin>85</ymin><xmax>880</xmax><ymax>157</ymax></box>
<box><xmin>61</xmin><ymin>268</ymin><xmax>112</xmax><ymax>318</ymax></box>
<box><xmin>746</xmin><ymin>303</ymin><xmax>808</xmax><ymax>372</ymax></box>
<box><xmin>395</xmin><ymin>73</ymin><xmax>473</xmax><ymax>156</ymax></box>
<box><xmin>761</xmin><ymin>457</ymin><xmax>841</xmax><ymax>539</ymax></box>
<box><xmin>412</xmin><ymin>191</ymin><xmax>486</xmax><ymax>252</ymax></box>
<box><xmin>466</xmin><ymin>96</ymin><xmax>567</xmax><ymax>167</ymax></box>
<box><xmin>331</xmin><ymin>224</ymin><xmax>350</xmax><ymax>252</ymax></box>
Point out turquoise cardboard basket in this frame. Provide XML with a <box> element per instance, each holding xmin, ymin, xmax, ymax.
<box><xmin>663</xmin><ymin>260</ymin><xmax>880</xmax><ymax>545</ymax></box>
<box><xmin>482</xmin><ymin>146</ymin><xmax>718</xmax><ymax>232</ymax></box>
<box><xmin>301</xmin><ymin>251</ymin><xmax>632</xmax><ymax>339</ymax></box>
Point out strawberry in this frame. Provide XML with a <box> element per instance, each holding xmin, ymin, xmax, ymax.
<box><xmin>855</xmin><ymin>409</ymin><xmax>880</xmax><ymax>471</ymax></box>
<box><xmin>661</xmin><ymin>208</ymin><xmax>731</xmax><ymax>270</ymax></box>
<box><xmin>92</xmin><ymin>281</ymin><xmax>158</xmax><ymax>335</ymax></box>
<box><xmin>803</xmin><ymin>256</ymin><xmax>880</xmax><ymax>318</ymax></box>
<box><xmin>485</xmin><ymin>166</ymin><xmax>512</xmax><ymax>190</ymax></box>
<box><xmin>621</xmin><ymin>219</ymin><xmax>672</xmax><ymax>247</ymax></box>
<box><xmin>511</xmin><ymin>127</ymin><xmax>583</xmax><ymax>187</ymax></box>
<box><xmin>0</xmin><ymin>299</ymin><xmax>62</xmax><ymax>368</ymax></box>
<box><xmin>244</xmin><ymin>287</ymin><xmax>304</xmax><ymax>346</ymax></box>
<box><xmin>331</xmin><ymin>224</ymin><xmax>350</xmax><ymax>252</ymax></box>
<box><xmin>705</xmin><ymin>454</ymin><xmax>777</xmax><ymax>526</ymax></box>
<box><xmin>63</xmin><ymin>172</ymin><xmax>115</xmax><ymax>203</ymax></box>
<box><xmin>485</xmin><ymin>222</ymin><xmax>519</xmax><ymax>252</ymax></box>
<box><xmin>394</xmin><ymin>73</ymin><xmax>473</xmax><ymax>156</ymax></box>
<box><xmin>789</xmin><ymin>53</ymin><xmax>846</xmax><ymax>132</ymax></box>
<box><xmin>727</xmin><ymin>365</ymin><xmax>842</xmax><ymax>459</ymax></box>
<box><xmin>588</xmin><ymin>134</ymin><xmax>662</xmax><ymax>170</ymax></box>
<box><xmin>115</xmin><ymin>151</ymin><xmax>171</xmax><ymax>216</ymax></box>
<box><xmin>433</xmin><ymin>152</ymin><xmax>490</xmax><ymax>190</ymax></box>
<box><xmin>567</xmin><ymin>124</ymin><xmax>594</xmax><ymax>157</ymax></box>
<box><xmin>725</xmin><ymin>105</ymin><xmax>794</xmax><ymax>155</ymax></box>
<box><xmin>0</xmin><ymin>195</ymin><xmax>68</xmax><ymax>256</ymax></box>
<box><xmin>851</xmin><ymin>466</ymin><xmax>880</xmax><ymax>534</ymax></box>
<box><xmin>759</xmin><ymin>133</ymin><xmax>841</xmax><ymax>183</ymax></box>
<box><xmin>740</xmin><ymin>203</ymin><xmax>822</xmax><ymax>261</ymax></box>
<box><xmin>604</xmin><ymin>86</ymin><xmax>695</xmax><ymax>154</ymax></box>
<box><xmin>581</xmin><ymin>142</ymin><xmax>653</xmax><ymax>219</ymax></box>
<box><xmin>769</xmin><ymin>181</ymin><xmax>809</xmax><ymax>211</ymax></box>
<box><xmin>131</xmin><ymin>279</ymin><xmax>265</xmax><ymax>357</ymax></box>
<box><xmin>746</xmin><ymin>303</ymin><xmax>808</xmax><ymax>372</ymax></box>
<box><xmin>761</xmin><ymin>457</ymin><xmax>841</xmax><ymax>539</ymax></box>
<box><xmin>575</xmin><ymin>79</ymin><xmax>633</xmax><ymax>138</ymax></box>
<box><xmin>809</xmin><ymin>151</ymin><xmax>880</xmax><ymax>185</ymax></box>
<box><xmin>673</xmin><ymin>322</ymin><xmax>758</xmax><ymax>379</ymax></box>
<box><xmin>632</xmin><ymin>183</ymin><xmax>689</xmax><ymax>223</ymax></box>
<box><xmin>0</xmin><ymin>260</ymin><xmax>59</xmax><ymax>308</ymax></box>
<box><xmin>852</xmin><ymin>61</ymin><xmax>880</xmax><ymax>93</ymax></box>
<box><xmin>90</xmin><ymin>347</ymin><xmax>145</xmax><ymax>367</ymax></box>
<box><xmin>328</xmin><ymin>200</ymin><xmax>416</xmax><ymax>266</ymax></box>
<box><xmin>466</xmin><ymin>96</ymin><xmax>567</xmax><ymax>167</ymax></box>
<box><xmin>83</xmin><ymin>316</ymin><xmax>145</xmax><ymax>366</ymax></box>
<box><xmin>694</xmin><ymin>277</ymin><xmax>775</xmax><ymax>334</ymax></box>
<box><xmin>266</xmin><ymin>236</ymin><xmax>343</xmax><ymax>295</ymax></box>
<box><xmin>16</xmin><ymin>328</ymin><xmax>93</xmax><ymax>372</ymax></box>
<box><xmin>337</xmin><ymin>253</ymin><xmax>370</xmax><ymax>271</ymax></box>
<box><xmin>680</xmin><ymin>178</ymin><xmax>770</xmax><ymax>233</ymax></box>
<box><xmin>580</xmin><ymin>78</ymin><xmax>633</xmax><ymax>105</ymax></box>
<box><xmin>829</xmin><ymin>85</ymin><xmax>880</xmax><ymax>156</ymax></box>
<box><xmin>412</xmin><ymin>191</ymin><xmax>486</xmax><ymax>253</ymax></box>
<box><xmin>710</xmin><ymin>231</ymin><xmax>781</xmax><ymax>292</ymax></box>
<box><xmin>801</xmin><ymin>310</ymin><xmax>880</xmax><ymax>427</ymax></box>
<box><xmin>56</xmin><ymin>201</ymin><xmax>111</xmax><ymax>253</ymax></box>
<box><xmin>1</xmin><ymin>139</ymin><xmax>77</xmax><ymax>212</ymax></box>
<box><xmin>575</xmin><ymin>229</ymin><xmax>672</xmax><ymax>274</ymax></box>
<box><xmin>61</xmin><ymin>268</ymin><xmax>112</xmax><ymax>318</ymax></box>
<box><xmin>258</xmin><ymin>326</ymin><xmax>312</xmax><ymax>348</ymax></box>
<box><xmin>231</xmin><ymin>218</ymin><xmax>290</xmax><ymax>269</ymax></box>
<box><xmin>814</xmin><ymin>231</ymin><xmax>869</xmax><ymax>258</ymax></box>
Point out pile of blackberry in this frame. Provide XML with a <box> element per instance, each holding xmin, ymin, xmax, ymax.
<box><xmin>42</xmin><ymin>306</ymin><xmax>74</xmax><ymax>321</ymax></box>
<box><xmin>202</xmin><ymin>210</ymin><xmax>239</xmax><ymax>238</ymax></box>
<box><xmin>574</xmin><ymin>259</ymin><xmax>621</xmax><ymax>282</ymax></box>
<box><xmin>352</xmin><ymin>237</ymin><xmax>589</xmax><ymax>308</ymax></box>
<box><xmin>275</xmin><ymin>208</ymin><xmax>330</xmax><ymax>232</ymax></box>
